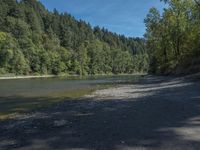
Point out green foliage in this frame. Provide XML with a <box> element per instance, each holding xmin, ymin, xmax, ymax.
<box><xmin>145</xmin><ymin>0</ymin><xmax>200</xmax><ymax>74</ymax></box>
<box><xmin>0</xmin><ymin>0</ymin><xmax>148</xmax><ymax>75</ymax></box>
<box><xmin>0</xmin><ymin>32</ymin><xmax>30</xmax><ymax>74</ymax></box>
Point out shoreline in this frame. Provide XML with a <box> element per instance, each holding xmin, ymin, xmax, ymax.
<box><xmin>0</xmin><ymin>73</ymin><xmax>146</xmax><ymax>80</ymax></box>
<box><xmin>0</xmin><ymin>72</ymin><xmax>198</xmax><ymax>80</ymax></box>
<box><xmin>0</xmin><ymin>76</ymin><xmax>199</xmax><ymax>149</ymax></box>
<box><xmin>0</xmin><ymin>75</ymin><xmax>56</xmax><ymax>80</ymax></box>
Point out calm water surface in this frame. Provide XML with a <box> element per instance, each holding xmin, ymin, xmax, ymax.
<box><xmin>0</xmin><ymin>75</ymin><xmax>141</xmax><ymax>97</ymax></box>
<box><xmin>0</xmin><ymin>75</ymin><xmax>141</xmax><ymax>117</ymax></box>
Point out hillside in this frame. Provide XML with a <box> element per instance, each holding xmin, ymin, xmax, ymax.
<box><xmin>0</xmin><ymin>0</ymin><xmax>149</xmax><ymax>75</ymax></box>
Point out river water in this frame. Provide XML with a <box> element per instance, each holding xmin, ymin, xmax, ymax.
<box><xmin>0</xmin><ymin>75</ymin><xmax>141</xmax><ymax>97</ymax></box>
<box><xmin>0</xmin><ymin>75</ymin><xmax>141</xmax><ymax>117</ymax></box>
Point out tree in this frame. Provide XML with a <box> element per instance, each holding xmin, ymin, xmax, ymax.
<box><xmin>146</xmin><ymin>0</ymin><xmax>200</xmax><ymax>74</ymax></box>
<box><xmin>0</xmin><ymin>0</ymin><xmax>149</xmax><ymax>75</ymax></box>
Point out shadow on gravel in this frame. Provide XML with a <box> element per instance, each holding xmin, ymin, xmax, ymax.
<box><xmin>0</xmin><ymin>78</ymin><xmax>200</xmax><ymax>150</ymax></box>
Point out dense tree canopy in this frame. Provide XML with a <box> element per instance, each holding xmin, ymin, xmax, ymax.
<box><xmin>0</xmin><ymin>0</ymin><xmax>148</xmax><ymax>75</ymax></box>
<box><xmin>145</xmin><ymin>0</ymin><xmax>200</xmax><ymax>74</ymax></box>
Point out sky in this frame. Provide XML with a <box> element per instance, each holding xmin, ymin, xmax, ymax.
<box><xmin>39</xmin><ymin>0</ymin><xmax>166</xmax><ymax>38</ymax></box>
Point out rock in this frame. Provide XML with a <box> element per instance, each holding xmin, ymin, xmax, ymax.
<box><xmin>54</xmin><ymin>120</ymin><xmax>67</xmax><ymax>127</ymax></box>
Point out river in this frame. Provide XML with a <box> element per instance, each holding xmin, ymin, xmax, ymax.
<box><xmin>0</xmin><ymin>75</ymin><xmax>141</xmax><ymax>118</ymax></box>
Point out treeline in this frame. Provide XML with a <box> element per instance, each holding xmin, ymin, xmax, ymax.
<box><xmin>145</xmin><ymin>0</ymin><xmax>200</xmax><ymax>74</ymax></box>
<box><xmin>0</xmin><ymin>0</ymin><xmax>149</xmax><ymax>75</ymax></box>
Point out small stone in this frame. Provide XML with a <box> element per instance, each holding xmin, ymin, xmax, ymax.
<box><xmin>54</xmin><ymin>120</ymin><xmax>67</xmax><ymax>127</ymax></box>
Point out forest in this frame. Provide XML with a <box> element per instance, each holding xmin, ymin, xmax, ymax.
<box><xmin>145</xmin><ymin>0</ymin><xmax>200</xmax><ymax>75</ymax></box>
<box><xmin>0</xmin><ymin>0</ymin><xmax>149</xmax><ymax>76</ymax></box>
<box><xmin>0</xmin><ymin>0</ymin><xmax>199</xmax><ymax>76</ymax></box>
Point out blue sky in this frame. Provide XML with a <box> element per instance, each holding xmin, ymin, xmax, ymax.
<box><xmin>40</xmin><ymin>0</ymin><xmax>166</xmax><ymax>37</ymax></box>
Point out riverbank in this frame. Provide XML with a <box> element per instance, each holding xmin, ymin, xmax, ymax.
<box><xmin>0</xmin><ymin>75</ymin><xmax>199</xmax><ymax>150</ymax></box>
<box><xmin>0</xmin><ymin>73</ymin><xmax>146</xmax><ymax>80</ymax></box>
<box><xmin>86</xmin><ymin>75</ymin><xmax>199</xmax><ymax>100</ymax></box>
<box><xmin>0</xmin><ymin>75</ymin><xmax>57</xmax><ymax>80</ymax></box>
